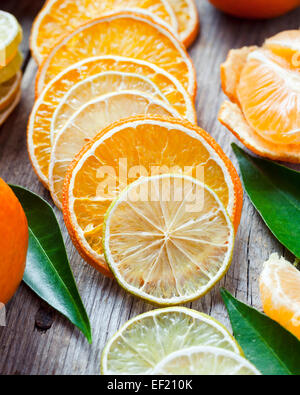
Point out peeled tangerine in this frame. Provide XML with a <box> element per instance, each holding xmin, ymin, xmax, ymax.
<box><xmin>259</xmin><ymin>254</ymin><xmax>300</xmax><ymax>340</ymax></box>
<box><xmin>0</xmin><ymin>178</ymin><xmax>28</xmax><ymax>304</ymax></box>
<box><xmin>219</xmin><ymin>30</ymin><xmax>300</xmax><ymax>163</ymax></box>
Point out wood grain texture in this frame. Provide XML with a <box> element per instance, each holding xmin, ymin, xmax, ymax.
<box><xmin>0</xmin><ymin>0</ymin><xmax>299</xmax><ymax>375</ymax></box>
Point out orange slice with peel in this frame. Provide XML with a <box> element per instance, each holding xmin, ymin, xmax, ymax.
<box><xmin>62</xmin><ymin>116</ymin><xmax>243</xmax><ymax>276</ymax></box>
<box><xmin>36</xmin><ymin>11</ymin><xmax>196</xmax><ymax>97</ymax></box>
<box><xmin>49</xmin><ymin>91</ymin><xmax>179</xmax><ymax>208</ymax></box>
<box><xmin>28</xmin><ymin>56</ymin><xmax>196</xmax><ymax>188</ymax></box>
<box><xmin>259</xmin><ymin>253</ymin><xmax>300</xmax><ymax>340</ymax></box>
<box><xmin>30</xmin><ymin>0</ymin><xmax>178</xmax><ymax>64</ymax></box>
<box><xmin>168</xmin><ymin>0</ymin><xmax>199</xmax><ymax>47</ymax></box>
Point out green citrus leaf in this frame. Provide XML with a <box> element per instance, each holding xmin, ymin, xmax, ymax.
<box><xmin>221</xmin><ymin>288</ymin><xmax>300</xmax><ymax>375</ymax></box>
<box><xmin>232</xmin><ymin>143</ymin><xmax>300</xmax><ymax>258</ymax></box>
<box><xmin>10</xmin><ymin>185</ymin><xmax>91</xmax><ymax>343</ymax></box>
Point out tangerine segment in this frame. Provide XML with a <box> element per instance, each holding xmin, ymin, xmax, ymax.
<box><xmin>101</xmin><ymin>307</ymin><xmax>242</xmax><ymax>375</ymax></box>
<box><xmin>29</xmin><ymin>56</ymin><xmax>196</xmax><ymax>188</ymax></box>
<box><xmin>259</xmin><ymin>253</ymin><xmax>300</xmax><ymax>340</ymax></box>
<box><xmin>219</xmin><ymin>101</ymin><xmax>300</xmax><ymax>163</ymax></box>
<box><xmin>49</xmin><ymin>91</ymin><xmax>179</xmax><ymax>208</ymax></box>
<box><xmin>152</xmin><ymin>346</ymin><xmax>260</xmax><ymax>375</ymax></box>
<box><xmin>168</xmin><ymin>0</ymin><xmax>199</xmax><ymax>47</ymax></box>
<box><xmin>264</xmin><ymin>30</ymin><xmax>300</xmax><ymax>65</ymax></box>
<box><xmin>237</xmin><ymin>49</ymin><xmax>300</xmax><ymax>145</ymax></box>
<box><xmin>220</xmin><ymin>46</ymin><xmax>257</xmax><ymax>103</ymax></box>
<box><xmin>63</xmin><ymin>116</ymin><xmax>243</xmax><ymax>276</ymax></box>
<box><xmin>103</xmin><ymin>174</ymin><xmax>234</xmax><ymax>305</ymax></box>
<box><xmin>30</xmin><ymin>0</ymin><xmax>178</xmax><ymax>64</ymax></box>
<box><xmin>36</xmin><ymin>11</ymin><xmax>196</xmax><ymax>97</ymax></box>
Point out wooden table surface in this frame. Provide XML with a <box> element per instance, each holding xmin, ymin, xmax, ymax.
<box><xmin>0</xmin><ymin>0</ymin><xmax>299</xmax><ymax>375</ymax></box>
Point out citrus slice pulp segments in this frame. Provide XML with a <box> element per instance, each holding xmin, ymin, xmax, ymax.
<box><xmin>0</xmin><ymin>50</ymin><xmax>23</xmax><ymax>84</ymax></box>
<box><xmin>152</xmin><ymin>346</ymin><xmax>261</xmax><ymax>375</ymax></box>
<box><xmin>103</xmin><ymin>174</ymin><xmax>234</xmax><ymax>305</ymax></box>
<box><xmin>29</xmin><ymin>56</ymin><xmax>196</xmax><ymax>188</ymax></box>
<box><xmin>63</xmin><ymin>116</ymin><xmax>242</xmax><ymax>276</ymax></box>
<box><xmin>0</xmin><ymin>11</ymin><xmax>22</xmax><ymax>66</ymax></box>
<box><xmin>0</xmin><ymin>88</ymin><xmax>21</xmax><ymax>127</ymax></box>
<box><xmin>218</xmin><ymin>101</ymin><xmax>300</xmax><ymax>163</ymax></box>
<box><xmin>237</xmin><ymin>48</ymin><xmax>300</xmax><ymax>145</ymax></box>
<box><xmin>49</xmin><ymin>91</ymin><xmax>180</xmax><ymax>208</ymax></box>
<box><xmin>168</xmin><ymin>0</ymin><xmax>199</xmax><ymax>47</ymax></box>
<box><xmin>259</xmin><ymin>253</ymin><xmax>300</xmax><ymax>340</ymax></box>
<box><xmin>0</xmin><ymin>71</ymin><xmax>22</xmax><ymax>111</ymax></box>
<box><xmin>36</xmin><ymin>11</ymin><xmax>196</xmax><ymax>97</ymax></box>
<box><xmin>101</xmin><ymin>307</ymin><xmax>242</xmax><ymax>375</ymax></box>
<box><xmin>50</xmin><ymin>71</ymin><xmax>169</xmax><ymax>140</ymax></box>
<box><xmin>30</xmin><ymin>0</ymin><xmax>178</xmax><ymax>64</ymax></box>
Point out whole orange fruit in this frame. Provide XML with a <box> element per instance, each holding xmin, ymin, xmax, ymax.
<box><xmin>208</xmin><ymin>0</ymin><xmax>300</xmax><ymax>19</ymax></box>
<box><xmin>0</xmin><ymin>178</ymin><xmax>28</xmax><ymax>304</ymax></box>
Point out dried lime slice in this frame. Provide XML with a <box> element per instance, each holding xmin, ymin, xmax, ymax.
<box><xmin>101</xmin><ymin>307</ymin><xmax>242</xmax><ymax>375</ymax></box>
<box><xmin>103</xmin><ymin>174</ymin><xmax>234</xmax><ymax>305</ymax></box>
<box><xmin>152</xmin><ymin>346</ymin><xmax>261</xmax><ymax>375</ymax></box>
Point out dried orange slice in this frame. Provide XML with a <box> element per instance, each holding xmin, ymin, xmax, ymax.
<box><xmin>237</xmin><ymin>48</ymin><xmax>300</xmax><ymax>145</ymax></box>
<box><xmin>259</xmin><ymin>253</ymin><xmax>300</xmax><ymax>340</ymax></box>
<box><xmin>63</xmin><ymin>116</ymin><xmax>243</xmax><ymax>276</ymax></box>
<box><xmin>36</xmin><ymin>11</ymin><xmax>196</xmax><ymax>97</ymax></box>
<box><xmin>30</xmin><ymin>0</ymin><xmax>178</xmax><ymax>64</ymax></box>
<box><xmin>28</xmin><ymin>56</ymin><xmax>196</xmax><ymax>188</ymax></box>
<box><xmin>49</xmin><ymin>91</ymin><xmax>179</xmax><ymax>208</ymax></box>
<box><xmin>168</xmin><ymin>0</ymin><xmax>199</xmax><ymax>47</ymax></box>
<box><xmin>0</xmin><ymin>71</ymin><xmax>21</xmax><ymax>111</ymax></box>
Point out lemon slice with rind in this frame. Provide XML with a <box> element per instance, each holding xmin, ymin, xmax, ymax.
<box><xmin>101</xmin><ymin>307</ymin><xmax>242</xmax><ymax>375</ymax></box>
<box><xmin>0</xmin><ymin>50</ymin><xmax>23</xmax><ymax>84</ymax></box>
<box><xmin>0</xmin><ymin>11</ymin><xmax>22</xmax><ymax>66</ymax></box>
<box><xmin>0</xmin><ymin>71</ymin><xmax>21</xmax><ymax>111</ymax></box>
<box><xmin>152</xmin><ymin>346</ymin><xmax>261</xmax><ymax>375</ymax></box>
<box><xmin>103</xmin><ymin>174</ymin><xmax>234</xmax><ymax>305</ymax></box>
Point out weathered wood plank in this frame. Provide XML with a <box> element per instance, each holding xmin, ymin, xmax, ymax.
<box><xmin>0</xmin><ymin>0</ymin><xmax>299</xmax><ymax>375</ymax></box>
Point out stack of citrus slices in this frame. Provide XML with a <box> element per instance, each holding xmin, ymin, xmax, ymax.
<box><xmin>0</xmin><ymin>11</ymin><xmax>23</xmax><ymax>126</ymax></box>
<box><xmin>219</xmin><ymin>30</ymin><xmax>300</xmax><ymax>163</ymax></box>
<box><xmin>101</xmin><ymin>307</ymin><xmax>260</xmax><ymax>374</ymax></box>
<box><xmin>27</xmin><ymin>1</ymin><xmax>243</xmax><ymax>306</ymax></box>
